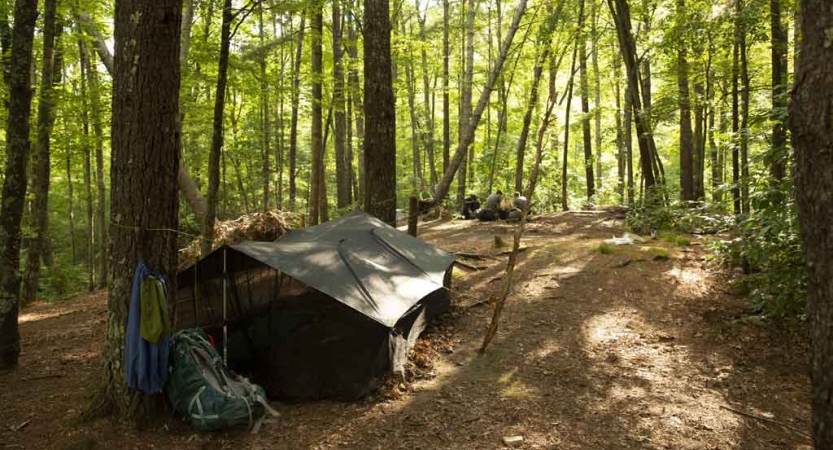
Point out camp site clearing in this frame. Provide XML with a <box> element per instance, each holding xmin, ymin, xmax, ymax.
<box><xmin>0</xmin><ymin>210</ymin><xmax>811</xmax><ymax>449</ymax></box>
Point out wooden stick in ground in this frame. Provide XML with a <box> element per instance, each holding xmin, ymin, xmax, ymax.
<box><xmin>408</xmin><ymin>195</ymin><xmax>418</xmax><ymax>237</ymax></box>
<box><xmin>481</xmin><ymin>94</ymin><xmax>556</xmax><ymax>353</ymax></box>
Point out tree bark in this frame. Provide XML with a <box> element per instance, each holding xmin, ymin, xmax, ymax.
<box><xmin>442</xmin><ymin>0</ymin><xmax>450</xmax><ymax>177</ymax></box>
<box><xmin>22</xmin><ymin>0</ymin><xmax>60</xmax><ymax>303</ymax></box>
<box><xmin>513</xmin><ymin>4</ymin><xmax>557</xmax><ymax>194</ymax></box>
<box><xmin>289</xmin><ymin>14</ymin><xmax>305</xmax><ymax>210</ymax></box>
<box><xmin>83</xmin><ymin>0</ymin><xmax>181</xmax><ymax>421</ymax></box>
<box><xmin>614</xmin><ymin>46</ymin><xmax>625</xmax><ymax>203</ymax></box>
<box><xmin>259</xmin><ymin>3</ymin><xmax>271</xmax><ymax>211</ymax></box>
<box><xmin>578</xmin><ymin>0</ymin><xmax>595</xmax><ymax>201</ymax></box>
<box><xmin>608</xmin><ymin>0</ymin><xmax>658</xmax><ymax>194</ymax></box>
<box><xmin>346</xmin><ymin>13</ymin><xmax>364</xmax><ymax>205</ymax></box>
<box><xmin>790</xmin><ymin>2</ymin><xmax>833</xmax><ymax>447</ymax></box>
<box><xmin>0</xmin><ymin>0</ymin><xmax>37</xmax><ymax>372</ymax></box>
<box><xmin>202</xmin><ymin>0</ymin><xmax>232</xmax><ymax>256</ymax></box>
<box><xmin>417</xmin><ymin>0</ymin><xmax>437</xmax><ymax>187</ymax></box>
<box><xmin>731</xmin><ymin>21</ymin><xmax>741</xmax><ymax>215</ymax></box>
<box><xmin>624</xmin><ymin>82</ymin><xmax>634</xmax><ymax>205</ymax></box>
<box><xmin>333</xmin><ymin>0</ymin><xmax>350</xmax><ymax>208</ymax></box>
<box><xmin>677</xmin><ymin>0</ymin><xmax>694</xmax><ymax>202</ymax></box>
<box><xmin>78</xmin><ymin>37</ymin><xmax>95</xmax><ymax>290</ymax></box>
<box><xmin>310</xmin><ymin>5</ymin><xmax>324</xmax><ymax>224</ymax></box>
<box><xmin>561</xmin><ymin>38</ymin><xmax>578</xmax><ymax>211</ymax></box>
<box><xmin>456</xmin><ymin>0</ymin><xmax>475</xmax><ymax>208</ymax></box>
<box><xmin>433</xmin><ymin>0</ymin><xmax>528</xmax><ymax>205</ymax></box>
<box><xmin>769</xmin><ymin>0</ymin><xmax>787</xmax><ymax>186</ymax></box>
<box><xmin>739</xmin><ymin>3</ymin><xmax>750</xmax><ymax>216</ymax></box>
<box><xmin>403</xmin><ymin>20</ymin><xmax>423</xmax><ymax>191</ymax></box>
<box><xmin>363</xmin><ymin>0</ymin><xmax>397</xmax><ymax>224</ymax></box>
<box><xmin>591</xmin><ymin>0</ymin><xmax>602</xmax><ymax>188</ymax></box>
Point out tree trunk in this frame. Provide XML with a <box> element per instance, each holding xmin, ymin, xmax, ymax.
<box><xmin>624</xmin><ymin>82</ymin><xmax>634</xmax><ymax>205</ymax></box>
<box><xmin>693</xmin><ymin>81</ymin><xmax>705</xmax><ymax>200</ymax></box>
<box><xmin>790</xmin><ymin>3</ymin><xmax>833</xmax><ymax>447</ymax></box>
<box><xmin>417</xmin><ymin>0</ymin><xmax>437</xmax><ymax>187</ymax></box>
<box><xmin>591</xmin><ymin>0</ymin><xmax>602</xmax><ymax>188</ymax></box>
<box><xmin>289</xmin><ymin>15</ymin><xmax>305</xmax><ymax>211</ymax></box>
<box><xmin>66</xmin><ymin>122</ymin><xmax>77</xmax><ymax>265</ymax></box>
<box><xmin>346</xmin><ymin>14</ymin><xmax>364</xmax><ymax>205</ymax></box>
<box><xmin>433</xmin><ymin>0</ymin><xmax>527</xmax><ymax>205</ymax></box>
<box><xmin>614</xmin><ymin>46</ymin><xmax>625</xmax><ymax>203</ymax></box>
<box><xmin>84</xmin><ymin>46</ymin><xmax>108</xmax><ymax>289</ymax></box>
<box><xmin>442</xmin><ymin>0</ymin><xmax>450</xmax><ymax>177</ymax></box>
<box><xmin>363</xmin><ymin>0</ymin><xmax>397</xmax><ymax>224</ymax></box>
<box><xmin>79</xmin><ymin>37</ymin><xmax>95</xmax><ymax>290</ymax></box>
<box><xmin>731</xmin><ymin>4</ymin><xmax>741</xmax><ymax>215</ymax></box>
<box><xmin>513</xmin><ymin>4</ymin><xmax>557</xmax><ymax>194</ymax></box>
<box><xmin>310</xmin><ymin>5</ymin><xmax>324</xmax><ymax>224</ymax></box>
<box><xmin>21</xmin><ymin>0</ymin><xmax>60</xmax><ymax>304</ymax></box>
<box><xmin>403</xmin><ymin>20</ymin><xmax>423</xmax><ymax>191</ymax></box>
<box><xmin>83</xmin><ymin>0</ymin><xmax>181</xmax><ymax>420</ymax></box>
<box><xmin>739</xmin><ymin>3</ymin><xmax>750</xmax><ymax>216</ymax></box>
<box><xmin>769</xmin><ymin>0</ymin><xmax>787</xmax><ymax>186</ymax></box>
<box><xmin>0</xmin><ymin>0</ymin><xmax>37</xmax><ymax>372</ymax></box>
<box><xmin>608</xmin><ymin>0</ymin><xmax>658</xmax><ymax>195</ymax></box>
<box><xmin>561</xmin><ymin>39</ymin><xmax>578</xmax><ymax>211</ymax></box>
<box><xmin>259</xmin><ymin>3</ymin><xmax>271</xmax><ymax>211</ymax></box>
<box><xmin>456</xmin><ymin>0</ymin><xmax>475</xmax><ymax>208</ymax></box>
<box><xmin>333</xmin><ymin>0</ymin><xmax>350</xmax><ymax>208</ymax></box>
<box><xmin>578</xmin><ymin>0</ymin><xmax>595</xmax><ymax>201</ymax></box>
<box><xmin>202</xmin><ymin>0</ymin><xmax>232</xmax><ymax>256</ymax></box>
<box><xmin>677</xmin><ymin>0</ymin><xmax>694</xmax><ymax>202</ymax></box>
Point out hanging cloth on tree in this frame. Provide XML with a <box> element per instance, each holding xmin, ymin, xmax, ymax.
<box><xmin>140</xmin><ymin>275</ymin><xmax>170</xmax><ymax>343</ymax></box>
<box><xmin>124</xmin><ymin>262</ymin><xmax>170</xmax><ymax>394</ymax></box>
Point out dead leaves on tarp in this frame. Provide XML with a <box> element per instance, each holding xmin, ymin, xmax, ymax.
<box><xmin>179</xmin><ymin>210</ymin><xmax>301</xmax><ymax>268</ymax></box>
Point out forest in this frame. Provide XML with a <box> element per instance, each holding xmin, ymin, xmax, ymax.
<box><xmin>0</xmin><ymin>0</ymin><xmax>831</xmax><ymax>447</ymax></box>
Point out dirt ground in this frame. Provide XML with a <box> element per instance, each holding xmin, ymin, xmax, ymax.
<box><xmin>0</xmin><ymin>210</ymin><xmax>812</xmax><ymax>449</ymax></box>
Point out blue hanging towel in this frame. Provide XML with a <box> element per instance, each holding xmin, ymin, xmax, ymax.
<box><xmin>124</xmin><ymin>262</ymin><xmax>170</xmax><ymax>394</ymax></box>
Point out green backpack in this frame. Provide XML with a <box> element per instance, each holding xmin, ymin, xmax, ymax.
<box><xmin>166</xmin><ymin>329</ymin><xmax>278</xmax><ymax>432</ymax></box>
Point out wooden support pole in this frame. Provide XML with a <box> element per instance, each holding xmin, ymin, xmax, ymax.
<box><xmin>408</xmin><ymin>196</ymin><xmax>418</xmax><ymax>237</ymax></box>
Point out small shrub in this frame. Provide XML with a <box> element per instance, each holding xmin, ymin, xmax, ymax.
<box><xmin>596</xmin><ymin>243</ymin><xmax>613</xmax><ymax>254</ymax></box>
<box><xmin>676</xmin><ymin>236</ymin><xmax>691</xmax><ymax>246</ymax></box>
<box><xmin>646</xmin><ymin>247</ymin><xmax>669</xmax><ymax>260</ymax></box>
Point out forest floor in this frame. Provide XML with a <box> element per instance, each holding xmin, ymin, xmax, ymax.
<box><xmin>0</xmin><ymin>209</ymin><xmax>812</xmax><ymax>450</ymax></box>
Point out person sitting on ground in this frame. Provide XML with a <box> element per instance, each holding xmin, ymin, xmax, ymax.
<box><xmin>478</xmin><ymin>190</ymin><xmax>508</xmax><ymax>221</ymax></box>
<box><xmin>461</xmin><ymin>194</ymin><xmax>480</xmax><ymax>220</ymax></box>
<box><xmin>417</xmin><ymin>183</ymin><xmax>434</xmax><ymax>215</ymax></box>
<box><xmin>507</xmin><ymin>191</ymin><xmax>528</xmax><ymax>222</ymax></box>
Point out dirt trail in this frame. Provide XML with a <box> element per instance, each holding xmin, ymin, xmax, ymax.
<box><xmin>0</xmin><ymin>210</ymin><xmax>811</xmax><ymax>449</ymax></box>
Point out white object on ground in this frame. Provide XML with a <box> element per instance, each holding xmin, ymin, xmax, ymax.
<box><xmin>604</xmin><ymin>232</ymin><xmax>647</xmax><ymax>246</ymax></box>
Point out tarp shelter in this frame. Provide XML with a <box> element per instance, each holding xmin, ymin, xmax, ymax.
<box><xmin>174</xmin><ymin>211</ymin><xmax>455</xmax><ymax>400</ymax></box>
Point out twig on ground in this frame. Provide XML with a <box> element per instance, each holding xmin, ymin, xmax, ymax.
<box><xmin>719</xmin><ymin>405</ymin><xmax>811</xmax><ymax>440</ymax></box>
<box><xmin>454</xmin><ymin>260</ymin><xmax>483</xmax><ymax>271</ymax></box>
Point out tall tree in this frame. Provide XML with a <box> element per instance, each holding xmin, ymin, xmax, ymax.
<box><xmin>441</xmin><ymin>0</ymin><xmax>450</xmax><ymax>176</ymax></box>
<box><xmin>417</xmin><ymin>0</ymin><xmax>437</xmax><ymax>187</ymax></box>
<box><xmin>259</xmin><ymin>3</ymin><xmax>271</xmax><ymax>211</ymax></box>
<box><xmin>739</xmin><ymin>0</ymin><xmax>750</xmax><ymax>215</ymax></box>
<box><xmin>346</xmin><ymin>12</ymin><xmax>364</xmax><ymax>204</ymax></box>
<box><xmin>0</xmin><ymin>0</ymin><xmax>38</xmax><ymax>372</ymax></box>
<box><xmin>608</xmin><ymin>0</ymin><xmax>659</xmax><ymax>193</ymax></box>
<box><xmin>456</xmin><ymin>0</ymin><xmax>475</xmax><ymax>208</ymax></box>
<box><xmin>561</xmin><ymin>37</ymin><xmax>579</xmax><ymax>211</ymax></box>
<box><xmin>790</xmin><ymin>1</ymin><xmax>833</xmax><ymax>447</ymax></box>
<box><xmin>433</xmin><ymin>0</ymin><xmax>528</xmax><ymax>204</ymax></box>
<box><xmin>677</xmin><ymin>0</ymin><xmax>694</xmax><ymax>201</ymax></box>
<box><xmin>309</xmin><ymin>4</ymin><xmax>324</xmax><ymax>224</ymax></box>
<box><xmin>333</xmin><ymin>0</ymin><xmax>350</xmax><ymax>208</ymax></box>
<box><xmin>769</xmin><ymin>0</ymin><xmax>787</xmax><ymax>186</ymax></box>
<box><xmin>590</xmin><ymin>0</ymin><xmax>602</xmax><ymax>188</ymax></box>
<box><xmin>22</xmin><ymin>0</ymin><xmax>61</xmax><ymax>303</ymax></box>
<box><xmin>202</xmin><ymin>0</ymin><xmax>233</xmax><ymax>256</ymax></box>
<box><xmin>731</xmin><ymin>16</ymin><xmax>741</xmax><ymax>214</ymax></box>
<box><xmin>364</xmin><ymin>0</ymin><xmax>396</xmax><ymax>224</ymax></box>
<box><xmin>78</xmin><ymin>37</ymin><xmax>95</xmax><ymax>291</ymax></box>
<box><xmin>578</xmin><ymin>0</ymin><xmax>595</xmax><ymax>201</ymax></box>
<box><xmin>288</xmin><ymin>14</ymin><xmax>305</xmax><ymax>210</ymax></box>
<box><xmin>403</xmin><ymin>19</ymin><xmax>423</xmax><ymax>190</ymax></box>
<box><xmin>513</xmin><ymin>3</ymin><xmax>558</xmax><ymax>193</ymax></box>
<box><xmin>84</xmin><ymin>0</ymin><xmax>182</xmax><ymax>419</ymax></box>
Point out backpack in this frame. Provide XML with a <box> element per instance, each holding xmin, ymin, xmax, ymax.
<box><xmin>166</xmin><ymin>328</ymin><xmax>278</xmax><ymax>432</ymax></box>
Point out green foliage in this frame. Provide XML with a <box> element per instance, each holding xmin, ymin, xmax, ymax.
<box><xmin>596</xmin><ymin>242</ymin><xmax>613</xmax><ymax>254</ymax></box>
<box><xmin>40</xmin><ymin>263</ymin><xmax>88</xmax><ymax>303</ymax></box>
<box><xmin>709</xmin><ymin>192</ymin><xmax>806</xmax><ymax>320</ymax></box>
<box><xmin>627</xmin><ymin>196</ymin><xmax>733</xmax><ymax>235</ymax></box>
